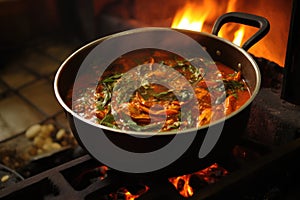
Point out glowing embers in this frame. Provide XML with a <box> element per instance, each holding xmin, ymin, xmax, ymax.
<box><xmin>108</xmin><ymin>185</ymin><xmax>149</xmax><ymax>200</ymax></box>
<box><xmin>66</xmin><ymin>160</ymin><xmax>229</xmax><ymax>199</ymax></box>
<box><xmin>168</xmin><ymin>163</ymin><xmax>229</xmax><ymax>198</ymax></box>
<box><xmin>98</xmin><ymin>163</ymin><xmax>228</xmax><ymax>199</ymax></box>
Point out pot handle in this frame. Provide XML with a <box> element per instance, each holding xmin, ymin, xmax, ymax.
<box><xmin>211</xmin><ymin>12</ymin><xmax>270</xmax><ymax>51</ymax></box>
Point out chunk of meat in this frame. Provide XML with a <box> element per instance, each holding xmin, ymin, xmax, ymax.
<box><xmin>198</xmin><ymin>108</ymin><xmax>212</xmax><ymax>126</ymax></box>
<box><xmin>224</xmin><ymin>95</ymin><xmax>237</xmax><ymax>115</ymax></box>
<box><xmin>227</xmin><ymin>71</ymin><xmax>242</xmax><ymax>81</ymax></box>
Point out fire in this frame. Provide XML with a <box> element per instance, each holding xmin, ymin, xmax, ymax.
<box><xmin>171</xmin><ymin>2</ymin><xmax>209</xmax><ymax>32</ymax></box>
<box><xmin>170</xmin><ymin>0</ymin><xmax>293</xmax><ymax>66</ymax></box>
<box><xmin>168</xmin><ymin>174</ymin><xmax>194</xmax><ymax>197</ymax></box>
<box><xmin>109</xmin><ymin>186</ymin><xmax>149</xmax><ymax>200</ymax></box>
<box><xmin>232</xmin><ymin>26</ymin><xmax>245</xmax><ymax>46</ymax></box>
<box><xmin>168</xmin><ymin>163</ymin><xmax>228</xmax><ymax>197</ymax></box>
<box><xmin>105</xmin><ymin>163</ymin><xmax>227</xmax><ymax>199</ymax></box>
<box><xmin>171</xmin><ymin>0</ymin><xmax>245</xmax><ymax>47</ymax></box>
<box><xmin>124</xmin><ymin>190</ymin><xmax>142</xmax><ymax>200</ymax></box>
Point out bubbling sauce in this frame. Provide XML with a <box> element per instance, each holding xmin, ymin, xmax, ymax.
<box><xmin>67</xmin><ymin>48</ymin><xmax>250</xmax><ymax>132</ymax></box>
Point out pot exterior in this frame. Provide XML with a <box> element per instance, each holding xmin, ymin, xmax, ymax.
<box><xmin>66</xmin><ymin>103</ymin><xmax>250</xmax><ymax>177</ymax></box>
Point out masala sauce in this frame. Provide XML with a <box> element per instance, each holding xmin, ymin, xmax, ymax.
<box><xmin>67</xmin><ymin>48</ymin><xmax>251</xmax><ymax>132</ymax></box>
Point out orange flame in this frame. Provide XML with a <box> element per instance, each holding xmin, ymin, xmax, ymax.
<box><xmin>232</xmin><ymin>26</ymin><xmax>245</xmax><ymax>46</ymax></box>
<box><xmin>109</xmin><ymin>186</ymin><xmax>149</xmax><ymax>200</ymax></box>
<box><xmin>168</xmin><ymin>175</ymin><xmax>194</xmax><ymax>197</ymax></box>
<box><xmin>171</xmin><ymin>0</ymin><xmax>245</xmax><ymax>47</ymax></box>
<box><xmin>124</xmin><ymin>190</ymin><xmax>141</xmax><ymax>200</ymax></box>
<box><xmin>171</xmin><ymin>2</ymin><xmax>209</xmax><ymax>32</ymax></box>
<box><xmin>169</xmin><ymin>163</ymin><xmax>228</xmax><ymax>197</ymax></box>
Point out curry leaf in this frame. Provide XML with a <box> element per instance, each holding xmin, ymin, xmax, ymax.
<box><xmin>223</xmin><ymin>80</ymin><xmax>245</xmax><ymax>91</ymax></box>
<box><xmin>102</xmin><ymin>73</ymin><xmax>123</xmax><ymax>83</ymax></box>
<box><xmin>99</xmin><ymin>113</ymin><xmax>115</xmax><ymax>126</ymax></box>
<box><xmin>152</xmin><ymin>90</ymin><xmax>174</xmax><ymax>98</ymax></box>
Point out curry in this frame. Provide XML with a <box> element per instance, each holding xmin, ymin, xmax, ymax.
<box><xmin>67</xmin><ymin>48</ymin><xmax>250</xmax><ymax>132</ymax></box>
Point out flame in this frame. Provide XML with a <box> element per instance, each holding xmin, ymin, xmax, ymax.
<box><xmin>109</xmin><ymin>186</ymin><xmax>149</xmax><ymax>200</ymax></box>
<box><xmin>171</xmin><ymin>0</ymin><xmax>245</xmax><ymax>47</ymax></box>
<box><xmin>232</xmin><ymin>26</ymin><xmax>245</xmax><ymax>46</ymax></box>
<box><xmin>124</xmin><ymin>190</ymin><xmax>141</xmax><ymax>200</ymax></box>
<box><xmin>156</xmin><ymin>0</ymin><xmax>291</xmax><ymax>67</ymax></box>
<box><xmin>224</xmin><ymin>0</ymin><xmax>245</xmax><ymax>46</ymax></box>
<box><xmin>169</xmin><ymin>163</ymin><xmax>228</xmax><ymax>197</ymax></box>
<box><xmin>168</xmin><ymin>175</ymin><xmax>194</xmax><ymax>197</ymax></box>
<box><xmin>171</xmin><ymin>2</ymin><xmax>210</xmax><ymax>32</ymax></box>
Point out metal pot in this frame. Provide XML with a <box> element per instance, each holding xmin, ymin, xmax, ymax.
<box><xmin>54</xmin><ymin>12</ymin><xmax>269</xmax><ymax>177</ymax></box>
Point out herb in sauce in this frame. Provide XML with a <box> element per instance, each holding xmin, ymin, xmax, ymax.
<box><xmin>68</xmin><ymin>48</ymin><xmax>251</xmax><ymax>132</ymax></box>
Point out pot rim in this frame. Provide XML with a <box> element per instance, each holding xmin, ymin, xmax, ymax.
<box><xmin>54</xmin><ymin>27</ymin><xmax>261</xmax><ymax>136</ymax></box>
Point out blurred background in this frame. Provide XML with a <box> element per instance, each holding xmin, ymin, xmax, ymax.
<box><xmin>0</xmin><ymin>0</ymin><xmax>293</xmax><ymax>172</ymax></box>
<box><xmin>0</xmin><ymin>0</ymin><xmax>293</xmax><ymax>66</ymax></box>
<box><xmin>1</xmin><ymin>1</ymin><xmax>300</xmax><ymax>199</ymax></box>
